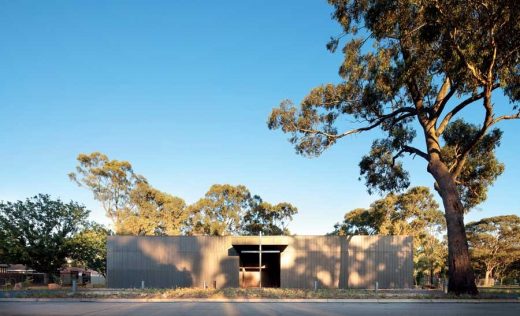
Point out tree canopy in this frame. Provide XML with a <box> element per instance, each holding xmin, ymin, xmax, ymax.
<box><xmin>268</xmin><ymin>0</ymin><xmax>519</xmax><ymax>294</ymax></box>
<box><xmin>70</xmin><ymin>153</ymin><xmax>299</xmax><ymax>237</ymax></box>
<box><xmin>241</xmin><ymin>196</ymin><xmax>298</xmax><ymax>236</ymax></box>
<box><xmin>331</xmin><ymin>186</ymin><xmax>447</xmax><ymax>284</ymax></box>
<box><xmin>188</xmin><ymin>184</ymin><xmax>298</xmax><ymax>236</ymax></box>
<box><xmin>70</xmin><ymin>152</ymin><xmax>188</xmax><ymax>235</ymax></box>
<box><xmin>188</xmin><ymin>184</ymin><xmax>250</xmax><ymax>236</ymax></box>
<box><xmin>466</xmin><ymin>215</ymin><xmax>520</xmax><ymax>286</ymax></box>
<box><xmin>441</xmin><ymin>120</ymin><xmax>504</xmax><ymax>211</ymax></box>
<box><xmin>0</xmin><ymin>194</ymin><xmax>90</xmax><ymax>281</ymax></box>
<box><xmin>69</xmin><ymin>152</ymin><xmax>141</xmax><ymax>229</ymax></box>
<box><xmin>67</xmin><ymin>223</ymin><xmax>111</xmax><ymax>277</ymax></box>
<box><xmin>119</xmin><ymin>182</ymin><xmax>188</xmax><ymax>236</ymax></box>
<box><xmin>332</xmin><ymin>187</ymin><xmax>445</xmax><ymax>236</ymax></box>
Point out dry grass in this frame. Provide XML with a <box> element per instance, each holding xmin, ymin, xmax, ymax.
<box><xmin>1</xmin><ymin>287</ymin><xmax>442</xmax><ymax>299</ymax></box>
<box><xmin>2</xmin><ymin>287</ymin><xmax>518</xmax><ymax>300</ymax></box>
<box><xmin>478</xmin><ymin>286</ymin><xmax>520</xmax><ymax>295</ymax></box>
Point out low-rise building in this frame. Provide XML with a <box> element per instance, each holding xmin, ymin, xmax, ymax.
<box><xmin>107</xmin><ymin>235</ymin><xmax>413</xmax><ymax>289</ymax></box>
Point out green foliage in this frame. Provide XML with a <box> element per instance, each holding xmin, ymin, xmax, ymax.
<box><xmin>120</xmin><ymin>182</ymin><xmax>188</xmax><ymax>236</ymax></box>
<box><xmin>241</xmin><ymin>196</ymin><xmax>298</xmax><ymax>236</ymax></box>
<box><xmin>67</xmin><ymin>223</ymin><xmax>111</xmax><ymax>277</ymax></box>
<box><xmin>359</xmin><ymin>139</ymin><xmax>410</xmax><ymax>195</ymax></box>
<box><xmin>331</xmin><ymin>207</ymin><xmax>383</xmax><ymax>236</ymax></box>
<box><xmin>268</xmin><ymin>0</ymin><xmax>518</xmax><ymax>202</ymax></box>
<box><xmin>268</xmin><ymin>0</ymin><xmax>519</xmax><ymax>294</ymax></box>
<box><xmin>0</xmin><ymin>194</ymin><xmax>90</xmax><ymax>280</ymax></box>
<box><xmin>331</xmin><ymin>187</ymin><xmax>447</xmax><ymax>279</ymax></box>
<box><xmin>188</xmin><ymin>184</ymin><xmax>298</xmax><ymax>236</ymax></box>
<box><xmin>69</xmin><ymin>152</ymin><xmax>143</xmax><ymax>229</ymax></box>
<box><xmin>415</xmin><ymin>234</ymin><xmax>448</xmax><ymax>286</ymax></box>
<box><xmin>441</xmin><ymin>120</ymin><xmax>504</xmax><ymax>211</ymax></box>
<box><xmin>332</xmin><ymin>187</ymin><xmax>445</xmax><ymax>235</ymax></box>
<box><xmin>71</xmin><ymin>153</ymin><xmax>299</xmax><ymax>237</ymax></box>
<box><xmin>188</xmin><ymin>184</ymin><xmax>251</xmax><ymax>236</ymax></box>
<box><xmin>466</xmin><ymin>215</ymin><xmax>520</xmax><ymax>285</ymax></box>
<box><xmin>70</xmin><ymin>152</ymin><xmax>188</xmax><ymax>235</ymax></box>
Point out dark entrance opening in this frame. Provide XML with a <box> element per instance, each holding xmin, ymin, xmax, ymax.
<box><xmin>233</xmin><ymin>245</ymin><xmax>286</xmax><ymax>288</ymax></box>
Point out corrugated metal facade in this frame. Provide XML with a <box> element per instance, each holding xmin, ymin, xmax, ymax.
<box><xmin>107</xmin><ymin>235</ymin><xmax>413</xmax><ymax>289</ymax></box>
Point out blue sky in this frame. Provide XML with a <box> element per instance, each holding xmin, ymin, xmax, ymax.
<box><xmin>1</xmin><ymin>0</ymin><xmax>518</xmax><ymax>234</ymax></box>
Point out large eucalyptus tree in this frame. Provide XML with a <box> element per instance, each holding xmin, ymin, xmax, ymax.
<box><xmin>268</xmin><ymin>0</ymin><xmax>519</xmax><ymax>294</ymax></box>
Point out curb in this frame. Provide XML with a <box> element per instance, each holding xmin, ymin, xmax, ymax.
<box><xmin>0</xmin><ymin>298</ymin><xmax>518</xmax><ymax>303</ymax></box>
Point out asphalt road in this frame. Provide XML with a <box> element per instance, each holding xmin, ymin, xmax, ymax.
<box><xmin>1</xmin><ymin>302</ymin><xmax>519</xmax><ymax>316</ymax></box>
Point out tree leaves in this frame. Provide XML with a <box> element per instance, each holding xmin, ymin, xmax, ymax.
<box><xmin>441</xmin><ymin>120</ymin><xmax>504</xmax><ymax>210</ymax></box>
<box><xmin>187</xmin><ymin>184</ymin><xmax>298</xmax><ymax>236</ymax></box>
<box><xmin>466</xmin><ymin>215</ymin><xmax>520</xmax><ymax>283</ymax></box>
<box><xmin>69</xmin><ymin>152</ymin><xmax>142</xmax><ymax>225</ymax></box>
<box><xmin>70</xmin><ymin>152</ymin><xmax>188</xmax><ymax>235</ymax></box>
<box><xmin>67</xmin><ymin>223</ymin><xmax>111</xmax><ymax>277</ymax></box>
<box><xmin>268</xmin><ymin>0</ymin><xmax>518</xmax><ymax>208</ymax></box>
<box><xmin>119</xmin><ymin>182</ymin><xmax>188</xmax><ymax>236</ymax></box>
<box><xmin>359</xmin><ymin>139</ymin><xmax>410</xmax><ymax>195</ymax></box>
<box><xmin>241</xmin><ymin>197</ymin><xmax>298</xmax><ymax>236</ymax></box>
<box><xmin>0</xmin><ymin>195</ymin><xmax>90</xmax><ymax>278</ymax></box>
<box><xmin>71</xmin><ymin>153</ymin><xmax>299</xmax><ymax>237</ymax></box>
<box><xmin>330</xmin><ymin>186</ymin><xmax>447</xmax><ymax>279</ymax></box>
<box><xmin>331</xmin><ymin>186</ymin><xmax>445</xmax><ymax>236</ymax></box>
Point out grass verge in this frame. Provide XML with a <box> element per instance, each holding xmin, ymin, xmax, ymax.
<box><xmin>1</xmin><ymin>287</ymin><xmax>517</xmax><ymax>300</ymax></box>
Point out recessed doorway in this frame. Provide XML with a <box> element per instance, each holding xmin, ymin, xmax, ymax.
<box><xmin>234</xmin><ymin>245</ymin><xmax>285</xmax><ymax>288</ymax></box>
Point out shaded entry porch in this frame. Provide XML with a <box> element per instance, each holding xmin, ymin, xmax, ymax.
<box><xmin>233</xmin><ymin>244</ymin><xmax>286</xmax><ymax>288</ymax></box>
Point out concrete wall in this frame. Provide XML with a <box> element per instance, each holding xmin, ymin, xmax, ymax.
<box><xmin>107</xmin><ymin>235</ymin><xmax>413</xmax><ymax>289</ymax></box>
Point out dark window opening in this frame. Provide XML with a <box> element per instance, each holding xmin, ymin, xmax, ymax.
<box><xmin>233</xmin><ymin>245</ymin><xmax>286</xmax><ymax>288</ymax></box>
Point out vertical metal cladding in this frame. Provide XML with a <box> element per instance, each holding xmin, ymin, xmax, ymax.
<box><xmin>107</xmin><ymin>235</ymin><xmax>413</xmax><ymax>289</ymax></box>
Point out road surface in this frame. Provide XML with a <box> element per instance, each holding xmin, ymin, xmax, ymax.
<box><xmin>0</xmin><ymin>301</ymin><xmax>518</xmax><ymax>316</ymax></box>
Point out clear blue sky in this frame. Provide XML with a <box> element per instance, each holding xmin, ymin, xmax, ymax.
<box><xmin>1</xmin><ymin>0</ymin><xmax>518</xmax><ymax>234</ymax></box>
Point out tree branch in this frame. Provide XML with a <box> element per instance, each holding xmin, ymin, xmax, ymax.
<box><xmin>294</xmin><ymin>107</ymin><xmax>417</xmax><ymax>141</ymax></box>
<box><xmin>492</xmin><ymin>112</ymin><xmax>520</xmax><ymax>124</ymax></box>
<box><xmin>433</xmin><ymin>79</ymin><xmax>458</xmax><ymax>121</ymax></box>
<box><xmin>403</xmin><ymin>145</ymin><xmax>429</xmax><ymax>160</ymax></box>
<box><xmin>392</xmin><ymin>145</ymin><xmax>429</xmax><ymax>165</ymax></box>
<box><xmin>451</xmin><ymin>85</ymin><xmax>495</xmax><ymax>180</ymax></box>
<box><xmin>436</xmin><ymin>83</ymin><xmax>499</xmax><ymax>136</ymax></box>
<box><xmin>433</xmin><ymin>77</ymin><xmax>452</xmax><ymax>112</ymax></box>
<box><xmin>449</xmin><ymin>29</ymin><xmax>487</xmax><ymax>85</ymax></box>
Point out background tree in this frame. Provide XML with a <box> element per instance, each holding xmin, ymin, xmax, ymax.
<box><xmin>332</xmin><ymin>206</ymin><xmax>390</xmax><ymax>236</ymax></box>
<box><xmin>68</xmin><ymin>223</ymin><xmax>111</xmax><ymax>277</ymax></box>
<box><xmin>241</xmin><ymin>196</ymin><xmax>298</xmax><ymax>235</ymax></box>
<box><xmin>331</xmin><ymin>187</ymin><xmax>447</xmax><ymax>286</ymax></box>
<box><xmin>466</xmin><ymin>215</ymin><xmax>520</xmax><ymax>286</ymax></box>
<box><xmin>415</xmin><ymin>232</ymin><xmax>448</xmax><ymax>287</ymax></box>
<box><xmin>495</xmin><ymin>259</ymin><xmax>520</xmax><ymax>285</ymax></box>
<box><xmin>268</xmin><ymin>0</ymin><xmax>519</xmax><ymax>294</ymax></box>
<box><xmin>70</xmin><ymin>152</ymin><xmax>188</xmax><ymax>235</ymax></box>
<box><xmin>332</xmin><ymin>187</ymin><xmax>445</xmax><ymax>234</ymax></box>
<box><xmin>494</xmin><ymin>258</ymin><xmax>520</xmax><ymax>286</ymax></box>
<box><xmin>69</xmin><ymin>152</ymin><xmax>143</xmax><ymax>232</ymax></box>
<box><xmin>0</xmin><ymin>194</ymin><xmax>90</xmax><ymax>282</ymax></box>
<box><xmin>188</xmin><ymin>184</ymin><xmax>251</xmax><ymax>236</ymax></box>
<box><xmin>187</xmin><ymin>184</ymin><xmax>298</xmax><ymax>236</ymax></box>
<box><xmin>119</xmin><ymin>182</ymin><xmax>188</xmax><ymax>236</ymax></box>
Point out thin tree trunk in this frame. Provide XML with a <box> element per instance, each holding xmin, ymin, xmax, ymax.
<box><xmin>427</xmin><ymin>157</ymin><xmax>478</xmax><ymax>295</ymax></box>
<box><xmin>485</xmin><ymin>269</ymin><xmax>492</xmax><ymax>287</ymax></box>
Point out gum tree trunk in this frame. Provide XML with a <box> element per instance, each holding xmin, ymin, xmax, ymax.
<box><xmin>428</xmin><ymin>157</ymin><xmax>478</xmax><ymax>295</ymax></box>
<box><xmin>485</xmin><ymin>269</ymin><xmax>493</xmax><ymax>287</ymax></box>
